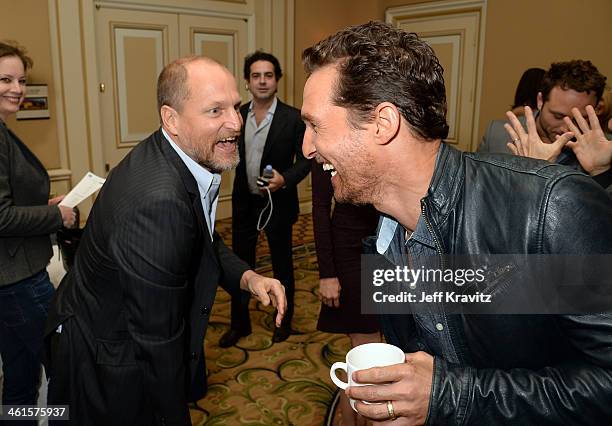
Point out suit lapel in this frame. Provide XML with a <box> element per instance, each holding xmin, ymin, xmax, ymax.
<box><xmin>261</xmin><ymin>101</ymin><xmax>288</xmax><ymax>164</ymax></box>
<box><xmin>238</xmin><ymin>105</ymin><xmax>249</xmax><ymax>165</ymax></box>
<box><xmin>157</xmin><ymin>130</ymin><xmax>219</xmax><ymax>268</ymax></box>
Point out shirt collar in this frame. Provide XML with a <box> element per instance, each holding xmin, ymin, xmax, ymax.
<box><xmin>247</xmin><ymin>96</ymin><xmax>278</xmax><ymax>117</ymax></box>
<box><xmin>375</xmin><ymin>215</ymin><xmax>436</xmax><ymax>254</ymax></box>
<box><xmin>161</xmin><ymin>127</ymin><xmax>221</xmax><ymax>196</ymax></box>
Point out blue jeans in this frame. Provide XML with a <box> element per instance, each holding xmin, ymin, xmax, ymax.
<box><xmin>0</xmin><ymin>270</ymin><xmax>54</xmax><ymax>426</ymax></box>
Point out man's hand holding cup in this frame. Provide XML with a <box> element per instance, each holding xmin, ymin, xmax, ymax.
<box><xmin>330</xmin><ymin>343</ymin><xmax>433</xmax><ymax>424</ymax></box>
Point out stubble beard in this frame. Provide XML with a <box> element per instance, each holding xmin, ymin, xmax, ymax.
<box><xmin>195</xmin><ymin>146</ymin><xmax>239</xmax><ymax>174</ymax></box>
<box><xmin>536</xmin><ymin>113</ymin><xmax>557</xmax><ymax>144</ymax></box>
<box><xmin>183</xmin><ymin>135</ymin><xmax>239</xmax><ymax>174</ymax></box>
<box><xmin>252</xmin><ymin>87</ymin><xmax>276</xmax><ymax>104</ymax></box>
<box><xmin>332</xmin><ymin>134</ymin><xmax>380</xmax><ymax>205</ymax></box>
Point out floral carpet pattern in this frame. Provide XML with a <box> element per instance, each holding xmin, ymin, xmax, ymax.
<box><xmin>189</xmin><ymin>214</ymin><xmax>350</xmax><ymax>425</ymax></box>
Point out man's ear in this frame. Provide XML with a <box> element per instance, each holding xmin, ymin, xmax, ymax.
<box><xmin>537</xmin><ymin>92</ymin><xmax>543</xmax><ymax>110</ymax></box>
<box><xmin>373</xmin><ymin>102</ymin><xmax>400</xmax><ymax>145</ymax></box>
<box><xmin>160</xmin><ymin>105</ymin><xmax>179</xmax><ymax>135</ymax></box>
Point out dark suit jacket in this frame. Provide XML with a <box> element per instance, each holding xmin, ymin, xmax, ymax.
<box><xmin>0</xmin><ymin>121</ymin><xmax>62</xmax><ymax>285</ymax></box>
<box><xmin>232</xmin><ymin>99</ymin><xmax>309</xmax><ymax>224</ymax></box>
<box><xmin>45</xmin><ymin>129</ymin><xmax>249</xmax><ymax>425</ymax></box>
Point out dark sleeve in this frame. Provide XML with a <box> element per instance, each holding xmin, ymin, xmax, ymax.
<box><xmin>0</xmin><ymin>127</ymin><xmax>62</xmax><ymax>237</ymax></box>
<box><xmin>591</xmin><ymin>167</ymin><xmax>612</xmax><ymax>189</ymax></box>
<box><xmin>280</xmin><ymin>113</ymin><xmax>310</xmax><ymax>188</ymax></box>
<box><xmin>215</xmin><ymin>232</ymin><xmax>250</xmax><ymax>293</ymax></box>
<box><xmin>426</xmin><ymin>175</ymin><xmax>612</xmax><ymax>425</ymax></box>
<box><xmin>111</xmin><ymin>193</ymin><xmax>195</xmax><ymax>425</ymax></box>
<box><xmin>311</xmin><ymin>161</ymin><xmax>337</xmax><ymax>278</ymax></box>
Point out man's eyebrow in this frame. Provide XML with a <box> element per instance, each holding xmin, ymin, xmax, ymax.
<box><xmin>548</xmin><ymin>108</ymin><xmax>567</xmax><ymax>116</ymax></box>
<box><xmin>301</xmin><ymin>112</ymin><xmax>316</xmax><ymax>124</ymax></box>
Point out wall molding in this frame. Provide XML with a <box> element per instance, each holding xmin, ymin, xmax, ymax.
<box><xmin>94</xmin><ymin>0</ymin><xmax>253</xmax><ymax>17</ymax></box>
<box><xmin>386</xmin><ymin>0</ymin><xmax>486</xmax><ymax>17</ymax></box>
<box><xmin>48</xmin><ymin>168</ymin><xmax>72</xmax><ymax>180</ymax></box>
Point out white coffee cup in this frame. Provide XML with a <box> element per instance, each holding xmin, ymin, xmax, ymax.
<box><xmin>329</xmin><ymin>342</ymin><xmax>405</xmax><ymax>411</ymax></box>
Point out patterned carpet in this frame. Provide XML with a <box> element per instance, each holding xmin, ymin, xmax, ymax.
<box><xmin>189</xmin><ymin>214</ymin><xmax>350</xmax><ymax>425</ymax></box>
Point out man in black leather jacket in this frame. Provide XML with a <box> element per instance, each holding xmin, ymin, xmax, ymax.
<box><xmin>301</xmin><ymin>22</ymin><xmax>612</xmax><ymax>425</ymax></box>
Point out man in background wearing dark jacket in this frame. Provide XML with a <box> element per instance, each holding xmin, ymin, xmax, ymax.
<box><xmin>219</xmin><ymin>51</ymin><xmax>310</xmax><ymax>347</ymax></box>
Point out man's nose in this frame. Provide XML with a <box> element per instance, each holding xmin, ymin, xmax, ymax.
<box><xmin>228</xmin><ymin>109</ymin><xmax>242</xmax><ymax>131</ymax></box>
<box><xmin>302</xmin><ymin>129</ymin><xmax>316</xmax><ymax>159</ymax></box>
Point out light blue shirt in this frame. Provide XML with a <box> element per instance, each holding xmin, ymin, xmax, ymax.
<box><xmin>375</xmin><ymin>213</ymin><xmax>459</xmax><ymax>364</ymax></box>
<box><xmin>162</xmin><ymin>128</ymin><xmax>221</xmax><ymax>239</ymax></box>
<box><xmin>374</xmin><ymin>145</ymin><xmax>459</xmax><ymax>363</ymax></box>
<box><xmin>245</xmin><ymin>97</ymin><xmax>277</xmax><ymax>194</ymax></box>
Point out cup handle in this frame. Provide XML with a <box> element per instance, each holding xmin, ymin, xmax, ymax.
<box><xmin>330</xmin><ymin>362</ymin><xmax>349</xmax><ymax>389</ymax></box>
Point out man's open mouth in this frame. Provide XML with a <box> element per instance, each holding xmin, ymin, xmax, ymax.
<box><xmin>217</xmin><ymin>136</ymin><xmax>237</xmax><ymax>144</ymax></box>
<box><xmin>322</xmin><ymin>163</ymin><xmax>337</xmax><ymax>177</ymax></box>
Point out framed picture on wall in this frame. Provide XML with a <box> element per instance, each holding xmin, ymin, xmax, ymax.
<box><xmin>16</xmin><ymin>84</ymin><xmax>50</xmax><ymax>120</ymax></box>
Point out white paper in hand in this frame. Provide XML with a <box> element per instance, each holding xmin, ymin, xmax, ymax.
<box><xmin>59</xmin><ymin>172</ymin><xmax>106</xmax><ymax>208</ymax></box>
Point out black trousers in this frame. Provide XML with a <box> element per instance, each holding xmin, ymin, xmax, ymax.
<box><xmin>230</xmin><ymin>194</ymin><xmax>295</xmax><ymax>333</ymax></box>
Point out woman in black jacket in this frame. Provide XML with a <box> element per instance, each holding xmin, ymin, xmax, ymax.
<box><xmin>0</xmin><ymin>41</ymin><xmax>75</xmax><ymax>422</ymax></box>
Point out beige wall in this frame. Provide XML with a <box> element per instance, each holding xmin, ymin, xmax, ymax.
<box><xmin>1</xmin><ymin>0</ymin><xmax>61</xmax><ymax>168</ymax></box>
<box><xmin>293</xmin><ymin>0</ymin><xmax>378</xmax><ymax>108</ymax></box>
<box><xmin>478</xmin><ymin>0</ymin><xmax>612</xmax><ymax>143</ymax></box>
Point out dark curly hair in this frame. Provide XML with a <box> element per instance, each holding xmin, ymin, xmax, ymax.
<box><xmin>541</xmin><ymin>60</ymin><xmax>606</xmax><ymax>103</ymax></box>
<box><xmin>302</xmin><ymin>21</ymin><xmax>448</xmax><ymax>141</ymax></box>
<box><xmin>243</xmin><ymin>50</ymin><xmax>282</xmax><ymax>81</ymax></box>
<box><xmin>0</xmin><ymin>41</ymin><xmax>33</xmax><ymax>71</ymax></box>
<box><xmin>511</xmin><ymin>67</ymin><xmax>545</xmax><ymax>110</ymax></box>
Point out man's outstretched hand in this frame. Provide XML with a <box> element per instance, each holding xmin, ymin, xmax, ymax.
<box><xmin>564</xmin><ymin>105</ymin><xmax>612</xmax><ymax>176</ymax></box>
<box><xmin>504</xmin><ymin>106</ymin><xmax>573</xmax><ymax>162</ymax></box>
<box><xmin>240</xmin><ymin>270</ymin><xmax>286</xmax><ymax>326</ymax></box>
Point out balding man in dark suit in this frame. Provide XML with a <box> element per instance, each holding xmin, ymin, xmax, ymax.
<box><xmin>44</xmin><ymin>57</ymin><xmax>286</xmax><ymax>426</ymax></box>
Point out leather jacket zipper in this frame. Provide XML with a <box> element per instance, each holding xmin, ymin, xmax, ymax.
<box><xmin>421</xmin><ymin>199</ymin><xmax>445</xmax><ymax>269</ymax></box>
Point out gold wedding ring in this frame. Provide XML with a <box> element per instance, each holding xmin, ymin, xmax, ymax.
<box><xmin>512</xmin><ymin>138</ymin><xmax>519</xmax><ymax>143</ymax></box>
<box><xmin>387</xmin><ymin>400</ymin><xmax>397</xmax><ymax>421</ymax></box>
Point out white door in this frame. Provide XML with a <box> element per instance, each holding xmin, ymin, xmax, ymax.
<box><xmin>179</xmin><ymin>14</ymin><xmax>249</xmax><ymax>219</ymax></box>
<box><xmin>95</xmin><ymin>7</ymin><xmax>179</xmax><ymax>172</ymax></box>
